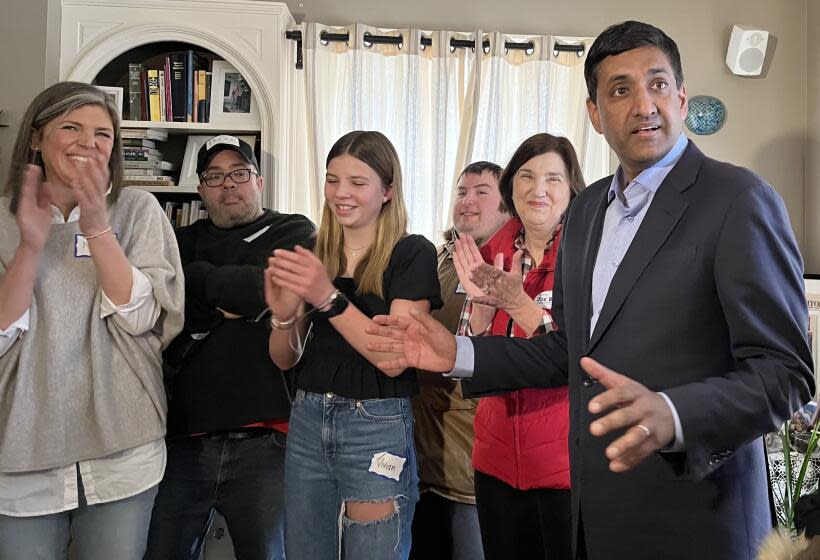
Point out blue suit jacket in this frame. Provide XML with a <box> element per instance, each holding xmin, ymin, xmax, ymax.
<box><xmin>466</xmin><ymin>141</ymin><xmax>814</xmax><ymax>559</ymax></box>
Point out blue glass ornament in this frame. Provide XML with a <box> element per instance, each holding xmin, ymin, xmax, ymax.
<box><xmin>685</xmin><ymin>95</ymin><xmax>727</xmax><ymax>135</ymax></box>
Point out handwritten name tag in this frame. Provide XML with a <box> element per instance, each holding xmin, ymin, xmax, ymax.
<box><xmin>75</xmin><ymin>232</ymin><xmax>119</xmax><ymax>257</ymax></box>
<box><xmin>534</xmin><ymin>290</ymin><xmax>553</xmax><ymax>310</ymax></box>
<box><xmin>368</xmin><ymin>452</ymin><xmax>406</xmax><ymax>481</ymax></box>
<box><xmin>74</xmin><ymin>234</ymin><xmax>92</xmax><ymax>257</ymax></box>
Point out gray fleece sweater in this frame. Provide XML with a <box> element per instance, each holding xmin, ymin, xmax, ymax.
<box><xmin>0</xmin><ymin>188</ymin><xmax>184</xmax><ymax>472</ymax></box>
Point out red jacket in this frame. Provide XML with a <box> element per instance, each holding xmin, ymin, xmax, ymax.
<box><xmin>471</xmin><ymin>218</ymin><xmax>570</xmax><ymax>490</ymax></box>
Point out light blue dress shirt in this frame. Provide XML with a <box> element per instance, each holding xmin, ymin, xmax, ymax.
<box><xmin>451</xmin><ymin>133</ymin><xmax>690</xmax><ymax>449</ymax></box>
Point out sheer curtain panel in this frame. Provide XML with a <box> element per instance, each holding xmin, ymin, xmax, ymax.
<box><xmin>283</xmin><ymin>23</ymin><xmax>611</xmax><ymax>242</ymax></box>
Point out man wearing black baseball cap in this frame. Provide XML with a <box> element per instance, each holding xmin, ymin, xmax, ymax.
<box><xmin>146</xmin><ymin>135</ymin><xmax>315</xmax><ymax>560</ymax></box>
<box><xmin>194</xmin><ymin>134</ymin><xmax>263</xmax><ymax>228</ymax></box>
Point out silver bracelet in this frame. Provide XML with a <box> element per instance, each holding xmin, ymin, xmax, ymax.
<box><xmin>270</xmin><ymin>314</ymin><xmax>297</xmax><ymax>330</ymax></box>
<box><xmin>316</xmin><ymin>289</ymin><xmax>339</xmax><ymax>312</ymax></box>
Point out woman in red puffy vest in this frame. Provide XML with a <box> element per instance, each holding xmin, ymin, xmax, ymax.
<box><xmin>453</xmin><ymin>133</ymin><xmax>586</xmax><ymax>559</ymax></box>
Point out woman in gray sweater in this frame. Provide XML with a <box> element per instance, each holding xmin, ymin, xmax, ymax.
<box><xmin>0</xmin><ymin>82</ymin><xmax>184</xmax><ymax>559</ymax></box>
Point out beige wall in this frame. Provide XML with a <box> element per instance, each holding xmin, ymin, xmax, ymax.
<box><xmin>1</xmin><ymin>0</ymin><xmax>813</xmax><ymax>267</ymax></box>
<box><xmin>807</xmin><ymin>1</ymin><xmax>820</xmax><ymax>272</ymax></box>
<box><xmin>0</xmin><ymin>0</ymin><xmax>50</xmax><ymax>185</ymax></box>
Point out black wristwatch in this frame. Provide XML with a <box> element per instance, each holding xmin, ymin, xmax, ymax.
<box><xmin>313</xmin><ymin>289</ymin><xmax>349</xmax><ymax>320</ymax></box>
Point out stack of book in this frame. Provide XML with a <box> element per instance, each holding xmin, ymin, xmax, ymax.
<box><xmin>120</xmin><ymin>128</ymin><xmax>177</xmax><ymax>187</ymax></box>
<box><xmin>128</xmin><ymin>50</ymin><xmax>211</xmax><ymax>123</ymax></box>
<box><xmin>164</xmin><ymin>200</ymin><xmax>208</xmax><ymax>228</ymax></box>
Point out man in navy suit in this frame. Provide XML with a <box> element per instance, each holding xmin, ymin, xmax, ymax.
<box><xmin>369</xmin><ymin>21</ymin><xmax>814</xmax><ymax>559</ymax></box>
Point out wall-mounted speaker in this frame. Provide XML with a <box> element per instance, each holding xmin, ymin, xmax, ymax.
<box><xmin>726</xmin><ymin>25</ymin><xmax>769</xmax><ymax>76</ymax></box>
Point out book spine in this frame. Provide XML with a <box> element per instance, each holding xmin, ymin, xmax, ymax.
<box><xmin>186</xmin><ymin>50</ymin><xmax>194</xmax><ymax>122</ymax></box>
<box><xmin>122</xmin><ymin>147</ymin><xmax>162</xmax><ymax>157</ymax></box>
<box><xmin>182</xmin><ymin>202</ymin><xmax>191</xmax><ymax>226</ymax></box>
<box><xmin>122</xmin><ymin>178</ymin><xmax>175</xmax><ymax>186</ymax></box>
<box><xmin>123</xmin><ymin>174</ymin><xmax>173</xmax><ymax>181</ymax></box>
<box><xmin>159</xmin><ymin>70</ymin><xmax>166</xmax><ymax>122</ymax></box>
<box><xmin>164</xmin><ymin>56</ymin><xmax>173</xmax><ymax>121</ymax></box>
<box><xmin>121</xmin><ymin>160</ymin><xmax>176</xmax><ymax>170</ymax></box>
<box><xmin>191</xmin><ymin>200</ymin><xmax>201</xmax><ymax>222</ymax></box>
<box><xmin>123</xmin><ymin>153</ymin><xmax>161</xmax><ymax>162</ymax></box>
<box><xmin>169</xmin><ymin>52</ymin><xmax>187</xmax><ymax>122</ymax></box>
<box><xmin>205</xmin><ymin>71</ymin><xmax>212</xmax><ymax>123</ymax></box>
<box><xmin>147</xmin><ymin>70</ymin><xmax>161</xmax><ymax>121</ymax></box>
<box><xmin>193</xmin><ymin>70</ymin><xmax>199</xmax><ymax>123</ymax></box>
<box><xmin>197</xmin><ymin>70</ymin><xmax>208</xmax><ymax>124</ymax></box>
<box><xmin>121</xmin><ymin>138</ymin><xmax>156</xmax><ymax>148</ymax></box>
<box><xmin>140</xmin><ymin>68</ymin><xmax>148</xmax><ymax>121</ymax></box>
<box><xmin>128</xmin><ymin>63</ymin><xmax>143</xmax><ymax>120</ymax></box>
<box><xmin>121</xmin><ymin>167</ymin><xmax>167</xmax><ymax>176</ymax></box>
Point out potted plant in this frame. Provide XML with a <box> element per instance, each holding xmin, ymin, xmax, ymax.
<box><xmin>770</xmin><ymin>410</ymin><xmax>820</xmax><ymax>533</ymax></box>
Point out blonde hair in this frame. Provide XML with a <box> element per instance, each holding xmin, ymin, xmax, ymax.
<box><xmin>5</xmin><ymin>81</ymin><xmax>124</xmax><ymax>213</ymax></box>
<box><xmin>315</xmin><ymin>131</ymin><xmax>408</xmax><ymax>298</ymax></box>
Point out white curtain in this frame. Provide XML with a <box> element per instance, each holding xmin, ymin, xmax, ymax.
<box><xmin>466</xmin><ymin>34</ymin><xmax>610</xmax><ymax>184</ymax></box>
<box><xmin>283</xmin><ymin>23</ymin><xmax>611</xmax><ymax>242</ymax></box>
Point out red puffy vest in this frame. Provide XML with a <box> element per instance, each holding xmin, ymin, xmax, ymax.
<box><xmin>471</xmin><ymin>218</ymin><xmax>571</xmax><ymax>490</ymax></box>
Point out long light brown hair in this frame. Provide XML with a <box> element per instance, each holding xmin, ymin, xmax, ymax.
<box><xmin>314</xmin><ymin>131</ymin><xmax>408</xmax><ymax>298</ymax></box>
<box><xmin>5</xmin><ymin>81</ymin><xmax>124</xmax><ymax>213</ymax></box>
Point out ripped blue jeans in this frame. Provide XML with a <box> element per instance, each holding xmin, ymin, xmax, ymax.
<box><xmin>284</xmin><ymin>390</ymin><xmax>419</xmax><ymax>559</ymax></box>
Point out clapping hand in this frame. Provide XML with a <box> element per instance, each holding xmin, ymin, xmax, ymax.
<box><xmin>455</xmin><ymin>235</ymin><xmax>528</xmax><ymax>312</ymax></box>
<box><xmin>267</xmin><ymin>245</ymin><xmax>336</xmax><ymax>307</ymax></box>
<box><xmin>453</xmin><ymin>234</ymin><xmax>498</xmax><ymax>333</ymax></box>
<box><xmin>264</xmin><ymin>253</ymin><xmax>306</xmax><ymax>321</ymax></box>
<box><xmin>72</xmin><ymin>149</ymin><xmax>112</xmax><ymax>237</ymax></box>
<box><xmin>16</xmin><ymin>165</ymin><xmax>53</xmax><ymax>252</ymax></box>
<box><xmin>452</xmin><ymin>234</ymin><xmax>491</xmax><ymax>299</ymax></box>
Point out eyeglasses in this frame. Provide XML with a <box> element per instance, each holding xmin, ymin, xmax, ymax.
<box><xmin>200</xmin><ymin>168</ymin><xmax>257</xmax><ymax>188</ymax></box>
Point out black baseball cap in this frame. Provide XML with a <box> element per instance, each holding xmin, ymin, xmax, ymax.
<box><xmin>196</xmin><ymin>135</ymin><xmax>259</xmax><ymax>175</ymax></box>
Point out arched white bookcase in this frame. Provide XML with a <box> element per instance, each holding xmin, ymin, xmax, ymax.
<box><xmin>53</xmin><ymin>0</ymin><xmax>294</xmax><ymax>208</ymax></box>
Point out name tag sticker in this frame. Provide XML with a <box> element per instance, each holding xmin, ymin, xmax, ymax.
<box><xmin>74</xmin><ymin>234</ymin><xmax>91</xmax><ymax>257</ymax></box>
<box><xmin>369</xmin><ymin>452</ymin><xmax>406</xmax><ymax>481</ymax></box>
<box><xmin>455</xmin><ymin>282</ymin><xmax>466</xmax><ymax>295</ymax></box>
<box><xmin>74</xmin><ymin>232</ymin><xmax>118</xmax><ymax>258</ymax></box>
<box><xmin>534</xmin><ymin>290</ymin><xmax>553</xmax><ymax>310</ymax></box>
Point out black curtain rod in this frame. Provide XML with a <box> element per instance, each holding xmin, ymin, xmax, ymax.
<box><xmin>285</xmin><ymin>30</ymin><xmax>585</xmax><ymax>69</ymax></box>
<box><xmin>285</xmin><ymin>30</ymin><xmax>304</xmax><ymax>69</ymax></box>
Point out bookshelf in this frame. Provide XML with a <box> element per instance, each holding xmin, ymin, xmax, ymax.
<box><xmin>90</xmin><ymin>38</ymin><xmax>265</xmax><ymax>218</ymax></box>
<box><xmin>127</xmin><ymin>185</ymin><xmax>199</xmax><ymax>194</ymax></box>
<box><xmin>119</xmin><ymin>121</ymin><xmax>261</xmax><ymax>134</ymax></box>
<box><xmin>53</xmin><ymin>0</ymin><xmax>294</xmax><ymax>213</ymax></box>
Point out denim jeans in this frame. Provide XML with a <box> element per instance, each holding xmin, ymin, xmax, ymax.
<box><xmin>0</xmin><ymin>483</ymin><xmax>157</xmax><ymax>560</ymax></box>
<box><xmin>144</xmin><ymin>430</ymin><xmax>286</xmax><ymax>560</ymax></box>
<box><xmin>285</xmin><ymin>390</ymin><xmax>419</xmax><ymax>560</ymax></box>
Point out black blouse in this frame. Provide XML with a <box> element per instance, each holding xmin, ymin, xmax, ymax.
<box><xmin>296</xmin><ymin>234</ymin><xmax>443</xmax><ymax>399</ymax></box>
